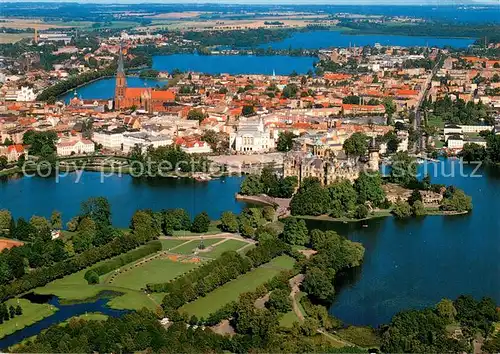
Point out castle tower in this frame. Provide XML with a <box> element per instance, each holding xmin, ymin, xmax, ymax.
<box><xmin>368</xmin><ymin>136</ymin><xmax>380</xmax><ymax>172</ymax></box>
<box><xmin>114</xmin><ymin>42</ymin><xmax>127</xmax><ymax>110</ymax></box>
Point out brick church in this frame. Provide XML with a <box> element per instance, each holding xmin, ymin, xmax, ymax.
<box><xmin>114</xmin><ymin>47</ymin><xmax>175</xmax><ymax>113</ymax></box>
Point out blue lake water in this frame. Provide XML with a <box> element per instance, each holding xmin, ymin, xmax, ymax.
<box><xmin>308</xmin><ymin>159</ymin><xmax>500</xmax><ymax>327</ymax></box>
<box><xmin>1</xmin><ymin>160</ymin><xmax>499</xmax><ymax>329</ymax></box>
<box><xmin>0</xmin><ymin>292</ymin><xmax>127</xmax><ymax>350</ymax></box>
<box><xmin>0</xmin><ymin>173</ymin><xmax>247</xmax><ymax>226</ymax></box>
<box><xmin>261</xmin><ymin>30</ymin><xmax>475</xmax><ymax>50</ymax></box>
<box><xmin>152</xmin><ymin>54</ymin><xmax>316</xmax><ymax>75</ymax></box>
<box><xmin>61</xmin><ymin>76</ymin><xmax>167</xmax><ymax>103</ymax></box>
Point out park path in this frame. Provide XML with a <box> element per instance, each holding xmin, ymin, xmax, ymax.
<box><xmin>289</xmin><ymin>274</ymin><xmax>305</xmax><ymax>322</ymax></box>
<box><xmin>160</xmin><ymin>233</ymin><xmax>255</xmax><ymax>244</ymax></box>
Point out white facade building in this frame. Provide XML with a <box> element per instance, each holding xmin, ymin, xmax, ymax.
<box><xmin>93</xmin><ymin>131</ymin><xmax>124</xmax><ymax>150</ymax></box>
<box><xmin>122</xmin><ymin>132</ymin><xmax>173</xmax><ymax>153</ymax></box>
<box><xmin>56</xmin><ymin>139</ymin><xmax>95</xmax><ymax>156</ymax></box>
<box><xmin>16</xmin><ymin>86</ymin><xmax>36</xmax><ymax>102</ymax></box>
<box><xmin>180</xmin><ymin>140</ymin><xmax>212</xmax><ymax>154</ymax></box>
<box><xmin>229</xmin><ymin>117</ymin><xmax>275</xmax><ymax>153</ymax></box>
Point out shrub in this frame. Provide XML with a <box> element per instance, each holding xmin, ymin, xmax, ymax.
<box><xmin>85</xmin><ymin>270</ymin><xmax>99</xmax><ymax>284</ymax></box>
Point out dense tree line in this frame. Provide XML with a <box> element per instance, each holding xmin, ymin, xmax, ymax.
<box><xmin>37</xmin><ymin>66</ymin><xmax>117</xmax><ymax>102</ymax></box>
<box><xmin>154</xmin><ymin>251</ymin><xmax>252</xmax><ymax>303</ymax></box>
<box><xmin>339</xmin><ymin>20</ymin><xmax>500</xmax><ymax>42</ymax></box>
<box><xmin>128</xmin><ymin>144</ymin><xmax>213</xmax><ymax>177</ymax></box>
<box><xmin>381</xmin><ymin>295</ymin><xmax>499</xmax><ymax>353</ymax></box>
<box><xmin>154</xmin><ymin>239</ymin><xmax>289</xmax><ymax>312</ymax></box>
<box><xmin>84</xmin><ymin>240</ymin><xmax>161</xmax><ymax>284</ymax></box>
<box><xmin>301</xmin><ymin>229</ymin><xmax>365</xmax><ymax>304</ymax></box>
<box><xmin>240</xmin><ymin>167</ymin><xmax>298</xmax><ymax>198</ymax></box>
<box><xmin>0</xmin><ymin>198</ymin><xmax>163</xmax><ymax>302</ymax></box>
<box><xmin>460</xmin><ymin>131</ymin><xmax>500</xmax><ymax>165</ymax></box>
<box><xmin>184</xmin><ymin>28</ymin><xmax>294</xmax><ymax>48</ymax></box>
<box><xmin>426</xmin><ymin>96</ymin><xmax>492</xmax><ymax>125</ymax></box>
<box><xmin>290</xmin><ymin>175</ymin><xmax>386</xmax><ymax>218</ymax></box>
<box><xmin>23</xmin><ymin>130</ymin><xmax>58</xmax><ymax>158</ymax></box>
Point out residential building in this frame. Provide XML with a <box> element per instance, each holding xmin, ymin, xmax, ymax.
<box><xmin>56</xmin><ymin>139</ymin><xmax>95</xmax><ymax>156</ymax></box>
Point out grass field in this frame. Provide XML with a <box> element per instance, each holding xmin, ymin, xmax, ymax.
<box><xmin>160</xmin><ymin>239</ymin><xmax>190</xmax><ymax>250</ymax></box>
<box><xmin>0</xmin><ymin>299</ymin><xmax>57</xmax><ymax>339</ymax></box>
<box><xmin>171</xmin><ymin>238</ymin><xmax>223</xmax><ymax>255</ymax></box>
<box><xmin>34</xmin><ymin>260</ymin><xmax>159</xmax><ymax>311</ymax></box>
<box><xmin>111</xmin><ymin>258</ymin><xmax>199</xmax><ymax>290</ymax></box>
<box><xmin>337</xmin><ymin>326</ymin><xmax>381</xmax><ymax>348</ymax></box>
<box><xmin>0</xmin><ymin>33</ymin><xmax>31</xmax><ymax>44</ymax></box>
<box><xmin>199</xmin><ymin>239</ymin><xmax>247</xmax><ymax>258</ymax></box>
<box><xmin>62</xmin><ymin>312</ymin><xmax>108</xmax><ymax>324</ymax></box>
<box><xmin>279</xmin><ymin>311</ymin><xmax>300</xmax><ymax>328</ymax></box>
<box><xmin>180</xmin><ymin>255</ymin><xmax>296</xmax><ymax>318</ymax></box>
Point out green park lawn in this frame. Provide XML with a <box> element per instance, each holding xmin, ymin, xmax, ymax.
<box><xmin>110</xmin><ymin>258</ymin><xmax>200</xmax><ymax>290</ymax></box>
<box><xmin>34</xmin><ymin>257</ymin><xmax>160</xmax><ymax>311</ymax></box>
<box><xmin>160</xmin><ymin>239</ymin><xmax>191</xmax><ymax>250</ymax></box>
<box><xmin>171</xmin><ymin>238</ymin><xmax>223</xmax><ymax>255</ymax></box>
<box><xmin>279</xmin><ymin>311</ymin><xmax>300</xmax><ymax>328</ymax></box>
<box><xmin>62</xmin><ymin>312</ymin><xmax>108</xmax><ymax>324</ymax></box>
<box><xmin>180</xmin><ymin>255</ymin><xmax>296</xmax><ymax>318</ymax></box>
<box><xmin>0</xmin><ymin>298</ymin><xmax>58</xmax><ymax>339</ymax></box>
<box><xmin>200</xmin><ymin>239</ymin><xmax>248</xmax><ymax>258</ymax></box>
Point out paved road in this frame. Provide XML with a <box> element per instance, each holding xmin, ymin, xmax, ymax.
<box><xmin>413</xmin><ymin>60</ymin><xmax>441</xmax><ymax>152</ymax></box>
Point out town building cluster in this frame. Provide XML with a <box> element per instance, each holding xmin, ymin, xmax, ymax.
<box><xmin>1</xmin><ymin>29</ymin><xmax>499</xmax><ymax>174</ymax></box>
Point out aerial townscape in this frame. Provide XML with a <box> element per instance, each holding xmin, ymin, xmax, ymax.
<box><xmin>0</xmin><ymin>1</ymin><xmax>499</xmax><ymax>353</ymax></box>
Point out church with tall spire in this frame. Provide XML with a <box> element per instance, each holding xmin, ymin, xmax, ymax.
<box><xmin>114</xmin><ymin>43</ymin><xmax>176</xmax><ymax>113</ymax></box>
<box><xmin>114</xmin><ymin>42</ymin><xmax>127</xmax><ymax>110</ymax></box>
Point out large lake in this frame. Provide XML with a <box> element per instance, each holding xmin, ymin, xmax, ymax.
<box><xmin>0</xmin><ymin>159</ymin><xmax>499</xmax><ymax>327</ymax></box>
<box><xmin>61</xmin><ymin>54</ymin><xmax>316</xmax><ymax>102</ymax></box>
<box><xmin>262</xmin><ymin>30</ymin><xmax>475</xmax><ymax>50</ymax></box>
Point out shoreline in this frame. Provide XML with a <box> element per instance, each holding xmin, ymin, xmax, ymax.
<box><xmin>291</xmin><ymin>208</ymin><xmax>469</xmax><ymax>224</ymax></box>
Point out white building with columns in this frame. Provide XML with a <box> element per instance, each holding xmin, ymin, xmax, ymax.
<box><xmin>230</xmin><ymin>117</ymin><xmax>275</xmax><ymax>153</ymax></box>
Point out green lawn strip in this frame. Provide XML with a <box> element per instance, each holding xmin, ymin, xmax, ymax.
<box><xmin>171</xmin><ymin>221</ymin><xmax>221</xmax><ymax>236</ymax></box>
<box><xmin>34</xmin><ymin>262</ymin><xmax>157</xmax><ymax>311</ymax></box>
<box><xmin>171</xmin><ymin>238</ymin><xmax>223</xmax><ymax>255</ymax></box>
<box><xmin>111</xmin><ymin>258</ymin><xmax>200</xmax><ymax>290</ymax></box>
<box><xmin>105</xmin><ymin>291</ymin><xmax>158</xmax><ymax>311</ymax></box>
<box><xmin>180</xmin><ymin>255</ymin><xmax>296</xmax><ymax>318</ymax></box>
<box><xmin>319</xmin><ymin>330</ymin><xmax>351</xmax><ymax>348</ymax></box>
<box><xmin>294</xmin><ymin>210</ymin><xmax>391</xmax><ymax>223</ymax></box>
<box><xmin>199</xmin><ymin>239</ymin><xmax>247</xmax><ymax>258</ymax></box>
<box><xmin>336</xmin><ymin>326</ymin><xmax>381</xmax><ymax>348</ymax></box>
<box><xmin>238</xmin><ymin>243</ymin><xmax>256</xmax><ymax>255</ymax></box>
<box><xmin>263</xmin><ymin>255</ymin><xmax>296</xmax><ymax>270</ymax></box>
<box><xmin>279</xmin><ymin>311</ymin><xmax>300</xmax><ymax>328</ymax></box>
<box><xmin>296</xmin><ymin>292</ymin><xmax>307</xmax><ymax>318</ymax></box>
<box><xmin>150</xmin><ymin>292</ymin><xmax>168</xmax><ymax>305</ymax></box>
<box><xmin>60</xmin><ymin>312</ymin><xmax>108</xmax><ymax>325</ymax></box>
<box><xmin>161</xmin><ymin>239</ymin><xmax>190</xmax><ymax>251</ymax></box>
<box><xmin>0</xmin><ymin>299</ymin><xmax>58</xmax><ymax>340</ymax></box>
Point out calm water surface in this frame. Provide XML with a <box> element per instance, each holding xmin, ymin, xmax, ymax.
<box><xmin>61</xmin><ymin>76</ymin><xmax>167</xmax><ymax>103</ymax></box>
<box><xmin>0</xmin><ymin>292</ymin><xmax>126</xmax><ymax>350</ymax></box>
<box><xmin>262</xmin><ymin>30</ymin><xmax>475</xmax><ymax>49</ymax></box>
<box><xmin>1</xmin><ymin>160</ymin><xmax>498</xmax><ymax>328</ymax></box>
<box><xmin>0</xmin><ymin>173</ymin><xmax>247</xmax><ymax>226</ymax></box>
<box><xmin>317</xmin><ymin>159</ymin><xmax>500</xmax><ymax>326</ymax></box>
<box><xmin>152</xmin><ymin>54</ymin><xmax>316</xmax><ymax>75</ymax></box>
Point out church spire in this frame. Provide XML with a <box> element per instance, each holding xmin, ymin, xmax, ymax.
<box><xmin>117</xmin><ymin>41</ymin><xmax>125</xmax><ymax>74</ymax></box>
